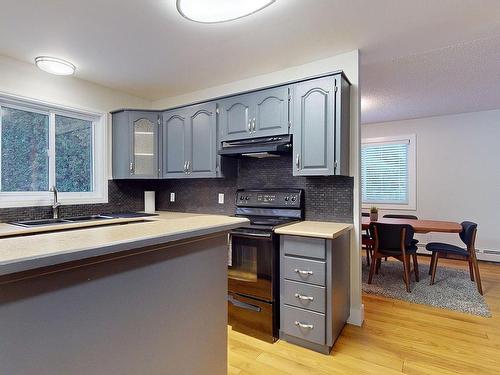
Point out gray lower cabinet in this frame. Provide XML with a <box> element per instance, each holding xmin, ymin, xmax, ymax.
<box><xmin>291</xmin><ymin>74</ymin><xmax>350</xmax><ymax>176</ymax></box>
<box><xmin>279</xmin><ymin>233</ymin><xmax>350</xmax><ymax>354</ymax></box>
<box><xmin>112</xmin><ymin>110</ymin><xmax>160</xmax><ymax>179</ymax></box>
<box><xmin>219</xmin><ymin>86</ymin><xmax>290</xmax><ymax>141</ymax></box>
<box><xmin>162</xmin><ymin>102</ymin><xmax>217</xmax><ymax>178</ymax></box>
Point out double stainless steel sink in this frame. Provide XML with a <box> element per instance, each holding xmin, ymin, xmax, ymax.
<box><xmin>11</xmin><ymin>215</ymin><xmax>114</xmax><ymax>228</ymax></box>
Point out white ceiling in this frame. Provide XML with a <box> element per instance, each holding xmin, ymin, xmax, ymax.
<box><xmin>1</xmin><ymin>0</ymin><xmax>500</xmax><ymax>123</ymax></box>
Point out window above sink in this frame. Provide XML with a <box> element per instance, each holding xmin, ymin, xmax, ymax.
<box><xmin>0</xmin><ymin>93</ymin><xmax>107</xmax><ymax>208</ymax></box>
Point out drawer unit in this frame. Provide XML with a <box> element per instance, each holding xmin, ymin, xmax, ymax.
<box><xmin>282</xmin><ymin>305</ymin><xmax>326</xmax><ymax>346</ymax></box>
<box><xmin>283</xmin><ymin>256</ymin><xmax>326</xmax><ymax>286</ymax></box>
<box><xmin>283</xmin><ymin>279</ymin><xmax>326</xmax><ymax>313</ymax></box>
<box><xmin>279</xmin><ymin>232</ymin><xmax>351</xmax><ymax>354</ymax></box>
<box><xmin>283</xmin><ymin>235</ymin><xmax>326</xmax><ymax>259</ymax></box>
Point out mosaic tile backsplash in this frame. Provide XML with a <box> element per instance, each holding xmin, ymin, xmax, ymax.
<box><xmin>0</xmin><ymin>155</ymin><xmax>353</xmax><ymax>223</ymax></box>
<box><xmin>156</xmin><ymin>154</ymin><xmax>354</xmax><ymax>223</ymax></box>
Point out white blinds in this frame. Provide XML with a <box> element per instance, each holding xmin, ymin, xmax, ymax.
<box><xmin>361</xmin><ymin>140</ymin><xmax>409</xmax><ymax>204</ymax></box>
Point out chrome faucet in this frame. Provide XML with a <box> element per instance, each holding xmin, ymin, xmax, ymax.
<box><xmin>49</xmin><ymin>186</ymin><xmax>61</xmax><ymax>219</ymax></box>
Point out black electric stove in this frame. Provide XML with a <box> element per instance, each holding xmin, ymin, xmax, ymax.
<box><xmin>228</xmin><ymin>189</ymin><xmax>304</xmax><ymax>342</ymax></box>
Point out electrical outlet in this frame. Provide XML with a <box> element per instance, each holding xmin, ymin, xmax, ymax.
<box><xmin>218</xmin><ymin>193</ymin><xmax>224</xmax><ymax>204</ymax></box>
<box><xmin>170</xmin><ymin>192</ymin><xmax>175</xmax><ymax>202</ymax></box>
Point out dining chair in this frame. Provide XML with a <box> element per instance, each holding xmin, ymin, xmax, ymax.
<box><xmin>361</xmin><ymin>213</ymin><xmax>373</xmax><ymax>265</ymax></box>
<box><xmin>380</xmin><ymin>214</ymin><xmax>419</xmax><ymax>266</ymax></box>
<box><xmin>368</xmin><ymin>222</ymin><xmax>419</xmax><ymax>292</ymax></box>
<box><xmin>426</xmin><ymin>221</ymin><xmax>483</xmax><ymax>295</ymax></box>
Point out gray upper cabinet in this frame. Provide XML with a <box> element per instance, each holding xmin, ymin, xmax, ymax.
<box><xmin>254</xmin><ymin>86</ymin><xmax>290</xmax><ymax>137</ymax></box>
<box><xmin>219</xmin><ymin>94</ymin><xmax>252</xmax><ymax>141</ymax></box>
<box><xmin>112</xmin><ymin>110</ymin><xmax>160</xmax><ymax>179</ymax></box>
<box><xmin>220</xmin><ymin>86</ymin><xmax>290</xmax><ymax>141</ymax></box>
<box><xmin>292</xmin><ymin>74</ymin><xmax>350</xmax><ymax>176</ymax></box>
<box><xmin>162</xmin><ymin>102</ymin><xmax>217</xmax><ymax>179</ymax></box>
<box><xmin>162</xmin><ymin>108</ymin><xmax>188</xmax><ymax>178</ymax></box>
<box><xmin>112</xmin><ymin>73</ymin><xmax>350</xmax><ymax>180</ymax></box>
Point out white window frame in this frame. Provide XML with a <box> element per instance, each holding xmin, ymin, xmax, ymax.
<box><xmin>0</xmin><ymin>92</ymin><xmax>108</xmax><ymax>208</ymax></box>
<box><xmin>361</xmin><ymin>134</ymin><xmax>416</xmax><ymax>210</ymax></box>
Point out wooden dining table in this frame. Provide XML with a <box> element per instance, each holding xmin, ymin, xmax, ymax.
<box><xmin>361</xmin><ymin>216</ymin><xmax>462</xmax><ymax>234</ymax></box>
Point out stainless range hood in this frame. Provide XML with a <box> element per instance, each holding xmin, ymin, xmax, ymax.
<box><xmin>218</xmin><ymin>134</ymin><xmax>292</xmax><ymax>158</ymax></box>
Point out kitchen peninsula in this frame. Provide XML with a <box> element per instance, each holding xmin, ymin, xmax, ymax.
<box><xmin>0</xmin><ymin>212</ymin><xmax>248</xmax><ymax>375</ymax></box>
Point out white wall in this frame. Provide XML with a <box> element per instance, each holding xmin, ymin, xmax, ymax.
<box><xmin>363</xmin><ymin>109</ymin><xmax>500</xmax><ymax>259</ymax></box>
<box><xmin>0</xmin><ymin>55</ymin><xmax>151</xmax><ymax>112</ymax></box>
<box><xmin>154</xmin><ymin>50</ymin><xmax>363</xmax><ymax>325</ymax></box>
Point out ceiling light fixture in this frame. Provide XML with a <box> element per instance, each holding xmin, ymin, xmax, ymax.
<box><xmin>176</xmin><ymin>0</ymin><xmax>276</xmax><ymax>24</ymax></box>
<box><xmin>34</xmin><ymin>56</ymin><xmax>76</xmax><ymax>76</ymax></box>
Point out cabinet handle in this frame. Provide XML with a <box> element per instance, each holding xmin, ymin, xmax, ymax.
<box><xmin>252</xmin><ymin>118</ymin><xmax>256</xmax><ymax>132</ymax></box>
<box><xmin>295</xmin><ymin>154</ymin><xmax>300</xmax><ymax>170</ymax></box>
<box><xmin>294</xmin><ymin>321</ymin><xmax>314</xmax><ymax>329</ymax></box>
<box><xmin>129</xmin><ymin>162</ymin><xmax>134</xmax><ymax>174</ymax></box>
<box><xmin>187</xmin><ymin>161</ymin><xmax>191</xmax><ymax>174</ymax></box>
<box><xmin>294</xmin><ymin>293</ymin><xmax>314</xmax><ymax>301</ymax></box>
<box><xmin>183</xmin><ymin>161</ymin><xmax>188</xmax><ymax>173</ymax></box>
<box><xmin>294</xmin><ymin>269</ymin><xmax>313</xmax><ymax>276</ymax></box>
<box><xmin>247</xmin><ymin>119</ymin><xmax>252</xmax><ymax>132</ymax></box>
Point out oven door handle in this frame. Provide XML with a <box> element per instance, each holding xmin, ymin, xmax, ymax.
<box><xmin>227</xmin><ymin>295</ymin><xmax>262</xmax><ymax>312</ymax></box>
<box><xmin>230</xmin><ymin>231</ymin><xmax>272</xmax><ymax>239</ymax></box>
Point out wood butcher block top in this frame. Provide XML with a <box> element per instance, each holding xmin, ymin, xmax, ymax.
<box><xmin>275</xmin><ymin>221</ymin><xmax>353</xmax><ymax>239</ymax></box>
<box><xmin>362</xmin><ymin>216</ymin><xmax>462</xmax><ymax>233</ymax></box>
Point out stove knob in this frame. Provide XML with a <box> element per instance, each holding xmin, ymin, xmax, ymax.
<box><xmin>245</xmin><ymin>196</ymin><xmax>250</xmax><ymax>200</ymax></box>
<box><xmin>291</xmin><ymin>196</ymin><xmax>297</xmax><ymax>202</ymax></box>
<box><xmin>239</xmin><ymin>195</ymin><xmax>244</xmax><ymax>200</ymax></box>
<box><xmin>285</xmin><ymin>196</ymin><xmax>290</xmax><ymax>201</ymax></box>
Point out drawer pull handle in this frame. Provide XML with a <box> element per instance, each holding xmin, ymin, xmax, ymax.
<box><xmin>294</xmin><ymin>321</ymin><xmax>314</xmax><ymax>329</ymax></box>
<box><xmin>294</xmin><ymin>293</ymin><xmax>314</xmax><ymax>301</ymax></box>
<box><xmin>294</xmin><ymin>269</ymin><xmax>313</xmax><ymax>276</ymax></box>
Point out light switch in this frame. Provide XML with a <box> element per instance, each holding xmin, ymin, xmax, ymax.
<box><xmin>170</xmin><ymin>192</ymin><xmax>175</xmax><ymax>202</ymax></box>
<box><xmin>218</xmin><ymin>193</ymin><xmax>224</xmax><ymax>204</ymax></box>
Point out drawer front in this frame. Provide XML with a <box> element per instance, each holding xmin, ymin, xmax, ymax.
<box><xmin>283</xmin><ymin>236</ymin><xmax>326</xmax><ymax>259</ymax></box>
<box><xmin>284</xmin><ymin>256</ymin><xmax>326</xmax><ymax>286</ymax></box>
<box><xmin>282</xmin><ymin>305</ymin><xmax>325</xmax><ymax>345</ymax></box>
<box><xmin>283</xmin><ymin>280</ymin><xmax>326</xmax><ymax>313</ymax></box>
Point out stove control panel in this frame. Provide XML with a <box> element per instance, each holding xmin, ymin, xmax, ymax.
<box><xmin>236</xmin><ymin>190</ymin><xmax>302</xmax><ymax>208</ymax></box>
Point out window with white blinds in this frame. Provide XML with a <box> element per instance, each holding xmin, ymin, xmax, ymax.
<box><xmin>361</xmin><ymin>135</ymin><xmax>416</xmax><ymax>209</ymax></box>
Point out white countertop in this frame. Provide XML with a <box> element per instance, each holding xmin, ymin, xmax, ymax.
<box><xmin>274</xmin><ymin>220</ymin><xmax>353</xmax><ymax>239</ymax></box>
<box><xmin>0</xmin><ymin>211</ymin><xmax>248</xmax><ymax>276</ymax></box>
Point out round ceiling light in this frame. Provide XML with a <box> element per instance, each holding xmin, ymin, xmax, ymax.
<box><xmin>34</xmin><ymin>56</ymin><xmax>76</xmax><ymax>76</ymax></box>
<box><xmin>177</xmin><ymin>0</ymin><xmax>276</xmax><ymax>24</ymax></box>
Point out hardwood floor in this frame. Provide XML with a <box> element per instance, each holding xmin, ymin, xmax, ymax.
<box><xmin>228</xmin><ymin>256</ymin><xmax>500</xmax><ymax>374</ymax></box>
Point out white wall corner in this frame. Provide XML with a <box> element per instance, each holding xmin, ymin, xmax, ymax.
<box><xmin>347</xmin><ymin>304</ymin><xmax>365</xmax><ymax>326</ymax></box>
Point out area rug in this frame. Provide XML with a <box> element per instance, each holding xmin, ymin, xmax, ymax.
<box><xmin>362</xmin><ymin>257</ymin><xmax>491</xmax><ymax>317</ymax></box>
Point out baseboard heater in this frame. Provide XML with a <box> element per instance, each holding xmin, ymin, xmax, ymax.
<box><xmin>416</xmin><ymin>243</ymin><xmax>500</xmax><ymax>263</ymax></box>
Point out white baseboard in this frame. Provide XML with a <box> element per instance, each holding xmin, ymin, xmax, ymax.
<box><xmin>347</xmin><ymin>304</ymin><xmax>364</xmax><ymax>326</ymax></box>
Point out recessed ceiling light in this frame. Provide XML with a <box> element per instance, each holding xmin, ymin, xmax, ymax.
<box><xmin>35</xmin><ymin>56</ymin><xmax>76</xmax><ymax>76</ymax></box>
<box><xmin>177</xmin><ymin>0</ymin><xmax>276</xmax><ymax>24</ymax></box>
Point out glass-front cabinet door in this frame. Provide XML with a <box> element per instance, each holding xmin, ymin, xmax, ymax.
<box><xmin>129</xmin><ymin>111</ymin><xmax>159</xmax><ymax>178</ymax></box>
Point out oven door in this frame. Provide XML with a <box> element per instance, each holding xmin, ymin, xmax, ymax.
<box><xmin>227</xmin><ymin>292</ymin><xmax>276</xmax><ymax>343</ymax></box>
<box><xmin>228</xmin><ymin>230</ymin><xmax>275</xmax><ymax>302</ymax></box>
